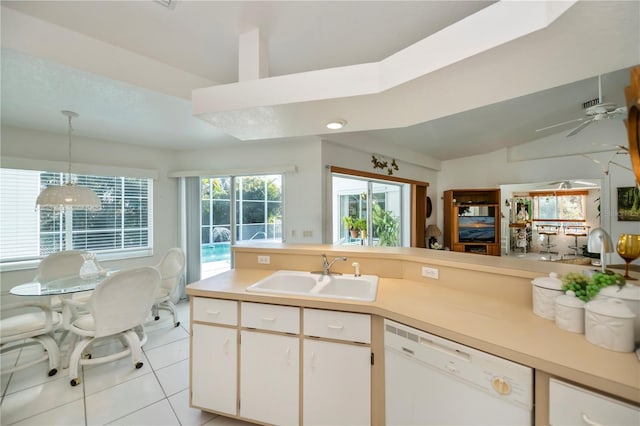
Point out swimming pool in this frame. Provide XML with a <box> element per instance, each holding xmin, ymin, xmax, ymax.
<box><xmin>202</xmin><ymin>242</ymin><xmax>231</xmax><ymax>263</ymax></box>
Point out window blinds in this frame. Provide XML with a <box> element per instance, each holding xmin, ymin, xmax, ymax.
<box><xmin>1</xmin><ymin>168</ymin><xmax>151</xmax><ymax>263</ymax></box>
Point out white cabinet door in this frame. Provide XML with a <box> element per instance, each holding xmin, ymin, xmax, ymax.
<box><xmin>191</xmin><ymin>324</ymin><xmax>237</xmax><ymax>415</ymax></box>
<box><xmin>240</xmin><ymin>330</ymin><xmax>299</xmax><ymax>425</ymax></box>
<box><xmin>303</xmin><ymin>339</ymin><xmax>371</xmax><ymax>426</ymax></box>
<box><xmin>549</xmin><ymin>379</ymin><xmax>640</xmax><ymax>425</ymax></box>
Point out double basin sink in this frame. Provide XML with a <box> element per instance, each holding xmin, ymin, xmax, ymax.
<box><xmin>246</xmin><ymin>270</ymin><xmax>378</xmax><ymax>302</ymax></box>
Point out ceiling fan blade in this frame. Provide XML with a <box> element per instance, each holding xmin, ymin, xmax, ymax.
<box><xmin>535</xmin><ymin>117</ymin><xmax>585</xmax><ymax>132</ymax></box>
<box><xmin>566</xmin><ymin>118</ymin><xmax>594</xmax><ymax>137</ymax></box>
<box><xmin>609</xmin><ymin>106</ymin><xmax>628</xmax><ymax>116</ymax></box>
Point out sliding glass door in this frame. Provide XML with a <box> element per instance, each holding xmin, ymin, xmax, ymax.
<box><xmin>333</xmin><ymin>174</ymin><xmax>403</xmax><ymax>246</ymax></box>
<box><xmin>201</xmin><ymin>174</ymin><xmax>282</xmax><ymax>278</ymax></box>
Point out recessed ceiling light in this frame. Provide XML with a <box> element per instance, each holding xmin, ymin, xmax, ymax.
<box><xmin>326</xmin><ymin>120</ymin><xmax>346</xmax><ymax>130</ymax></box>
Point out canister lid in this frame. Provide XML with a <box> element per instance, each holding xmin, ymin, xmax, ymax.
<box><xmin>598</xmin><ymin>283</ymin><xmax>640</xmax><ymax>302</ymax></box>
<box><xmin>555</xmin><ymin>290</ymin><xmax>585</xmax><ymax>308</ymax></box>
<box><xmin>585</xmin><ymin>298</ymin><xmax>636</xmax><ymax>318</ymax></box>
<box><xmin>532</xmin><ymin>272</ymin><xmax>563</xmax><ymax>290</ymax></box>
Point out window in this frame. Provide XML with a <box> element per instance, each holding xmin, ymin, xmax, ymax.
<box><xmin>330</xmin><ymin>166</ymin><xmax>429</xmax><ymax>248</ymax></box>
<box><xmin>531</xmin><ymin>191</ymin><xmax>587</xmax><ymax>224</ymax></box>
<box><xmin>334</xmin><ymin>175</ymin><xmax>403</xmax><ymax>246</ymax></box>
<box><xmin>0</xmin><ymin>168</ymin><xmax>152</xmax><ymax>264</ymax></box>
<box><xmin>235</xmin><ymin>175</ymin><xmax>283</xmax><ymax>241</ymax></box>
<box><xmin>200</xmin><ymin>174</ymin><xmax>282</xmax><ymax>279</ymax></box>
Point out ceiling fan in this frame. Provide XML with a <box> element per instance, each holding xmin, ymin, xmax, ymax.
<box><xmin>536</xmin><ymin>75</ymin><xmax>627</xmax><ymax>137</ymax></box>
<box><xmin>533</xmin><ymin>180</ymin><xmax>599</xmax><ymax>190</ymax></box>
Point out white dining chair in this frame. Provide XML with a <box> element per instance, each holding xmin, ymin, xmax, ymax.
<box><xmin>63</xmin><ymin>266</ymin><xmax>161</xmax><ymax>386</ymax></box>
<box><xmin>151</xmin><ymin>247</ymin><xmax>186</xmax><ymax>327</ymax></box>
<box><xmin>34</xmin><ymin>250</ymin><xmax>88</xmax><ymax>282</ymax></box>
<box><xmin>35</xmin><ymin>250</ymin><xmax>103</xmax><ymax>309</ymax></box>
<box><xmin>0</xmin><ymin>302</ymin><xmax>62</xmax><ymax>377</ymax></box>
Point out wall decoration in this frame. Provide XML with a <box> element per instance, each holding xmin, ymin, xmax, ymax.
<box><xmin>371</xmin><ymin>155</ymin><xmax>399</xmax><ymax>175</ymax></box>
<box><xmin>513</xmin><ymin>199</ymin><xmax>532</xmax><ymax>224</ymax></box>
<box><xmin>617</xmin><ymin>186</ymin><xmax>640</xmax><ymax>221</ymax></box>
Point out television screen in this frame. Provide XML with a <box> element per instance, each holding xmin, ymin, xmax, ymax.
<box><xmin>458</xmin><ymin>216</ymin><xmax>495</xmax><ymax>243</ymax></box>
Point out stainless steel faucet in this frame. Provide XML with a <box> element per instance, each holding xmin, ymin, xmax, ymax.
<box><xmin>320</xmin><ymin>254</ymin><xmax>347</xmax><ymax>275</ymax></box>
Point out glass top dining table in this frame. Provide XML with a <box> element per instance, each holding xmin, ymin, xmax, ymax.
<box><xmin>10</xmin><ymin>271</ymin><xmax>113</xmax><ymax>296</ymax></box>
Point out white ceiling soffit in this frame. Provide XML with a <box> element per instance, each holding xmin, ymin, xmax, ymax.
<box><xmin>193</xmin><ymin>1</ymin><xmax>579</xmax><ymax>140</ymax></box>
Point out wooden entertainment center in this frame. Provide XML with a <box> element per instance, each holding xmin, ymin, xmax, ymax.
<box><xmin>443</xmin><ymin>188</ymin><xmax>501</xmax><ymax>256</ymax></box>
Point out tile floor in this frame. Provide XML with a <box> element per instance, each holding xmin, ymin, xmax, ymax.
<box><xmin>0</xmin><ymin>300</ymin><xmax>253</xmax><ymax>426</ymax></box>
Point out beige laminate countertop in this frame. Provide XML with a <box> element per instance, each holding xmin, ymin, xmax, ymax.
<box><xmin>186</xmin><ymin>246</ymin><xmax>640</xmax><ymax>405</ymax></box>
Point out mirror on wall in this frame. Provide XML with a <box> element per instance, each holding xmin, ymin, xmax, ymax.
<box><xmin>500</xmin><ymin>179</ymin><xmax>602</xmax><ymax>265</ymax></box>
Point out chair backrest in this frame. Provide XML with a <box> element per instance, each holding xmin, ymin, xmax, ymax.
<box><xmin>155</xmin><ymin>248</ymin><xmax>186</xmax><ymax>293</ymax></box>
<box><xmin>87</xmin><ymin>267</ymin><xmax>160</xmax><ymax>338</ymax></box>
<box><xmin>565</xmin><ymin>225</ymin><xmax>589</xmax><ymax>236</ymax></box>
<box><xmin>35</xmin><ymin>250</ymin><xmax>90</xmax><ymax>283</ymax></box>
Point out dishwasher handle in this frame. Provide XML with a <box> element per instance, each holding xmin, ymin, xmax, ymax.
<box><xmin>420</xmin><ymin>337</ymin><xmax>471</xmax><ymax>362</ymax></box>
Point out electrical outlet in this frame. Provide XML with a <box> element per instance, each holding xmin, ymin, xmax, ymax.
<box><xmin>421</xmin><ymin>266</ymin><xmax>439</xmax><ymax>279</ymax></box>
<box><xmin>303</xmin><ymin>230</ymin><xmax>312</xmax><ymax>237</ymax></box>
<box><xmin>258</xmin><ymin>255</ymin><xmax>270</xmax><ymax>264</ymax></box>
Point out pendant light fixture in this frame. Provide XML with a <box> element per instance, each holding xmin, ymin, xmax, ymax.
<box><xmin>35</xmin><ymin>111</ymin><xmax>101</xmax><ymax>211</ymax></box>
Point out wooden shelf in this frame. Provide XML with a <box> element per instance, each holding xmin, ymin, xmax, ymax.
<box><xmin>444</xmin><ymin>189</ymin><xmax>501</xmax><ymax>256</ymax></box>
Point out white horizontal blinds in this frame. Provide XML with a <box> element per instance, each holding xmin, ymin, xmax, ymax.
<box><xmin>0</xmin><ymin>169</ymin><xmax>42</xmax><ymax>261</ymax></box>
<box><xmin>0</xmin><ymin>168</ymin><xmax>151</xmax><ymax>264</ymax></box>
<box><xmin>69</xmin><ymin>175</ymin><xmax>150</xmax><ymax>252</ymax></box>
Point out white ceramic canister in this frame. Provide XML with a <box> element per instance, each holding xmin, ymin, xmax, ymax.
<box><xmin>531</xmin><ymin>272</ymin><xmax>564</xmax><ymax>320</ymax></box>
<box><xmin>595</xmin><ymin>284</ymin><xmax>640</xmax><ymax>343</ymax></box>
<box><xmin>554</xmin><ymin>290</ymin><xmax>585</xmax><ymax>333</ymax></box>
<box><xmin>584</xmin><ymin>298</ymin><xmax>636</xmax><ymax>352</ymax></box>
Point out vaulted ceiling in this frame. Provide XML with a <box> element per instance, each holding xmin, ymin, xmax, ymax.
<box><xmin>1</xmin><ymin>1</ymin><xmax>638</xmax><ymax>161</ymax></box>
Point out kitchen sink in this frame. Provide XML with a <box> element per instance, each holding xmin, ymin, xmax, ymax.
<box><xmin>246</xmin><ymin>270</ymin><xmax>378</xmax><ymax>302</ymax></box>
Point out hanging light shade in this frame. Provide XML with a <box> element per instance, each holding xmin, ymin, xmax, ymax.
<box><xmin>36</xmin><ymin>111</ymin><xmax>101</xmax><ymax>211</ymax></box>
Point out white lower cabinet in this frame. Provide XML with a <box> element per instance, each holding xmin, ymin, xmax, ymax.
<box><xmin>549</xmin><ymin>378</ymin><xmax>640</xmax><ymax>425</ymax></box>
<box><xmin>239</xmin><ymin>302</ymin><xmax>300</xmax><ymax>425</ymax></box>
<box><xmin>191</xmin><ymin>298</ymin><xmax>238</xmax><ymax>415</ymax></box>
<box><xmin>303</xmin><ymin>308</ymin><xmax>371</xmax><ymax>426</ymax></box>
<box><xmin>191</xmin><ymin>299</ymin><xmax>373</xmax><ymax>425</ymax></box>
<box><xmin>303</xmin><ymin>339</ymin><xmax>371</xmax><ymax>425</ymax></box>
<box><xmin>240</xmin><ymin>330</ymin><xmax>299</xmax><ymax>425</ymax></box>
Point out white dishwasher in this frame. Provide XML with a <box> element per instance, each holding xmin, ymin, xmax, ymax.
<box><xmin>384</xmin><ymin>319</ymin><xmax>533</xmax><ymax>425</ymax></box>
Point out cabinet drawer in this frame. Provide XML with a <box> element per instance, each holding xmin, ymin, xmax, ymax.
<box><xmin>549</xmin><ymin>378</ymin><xmax>639</xmax><ymax>425</ymax></box>
<box><xmin>242</xmin><ymin>302</ymin><xmax>299</xmax><ymax>334</ymax></box>
<box><xmin>193</xmin><ymin>297</ymin><xmax>238</xmax><ymax>326</ymax></box>
<box><xmin>304</xmin><ymin>309</ymin><xmax>370</xmax><ymax>343</ymax></box>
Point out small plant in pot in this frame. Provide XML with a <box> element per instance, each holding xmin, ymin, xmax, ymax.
<box><xmin>343</xmin><ymin>216</ymin><xmax>360</xmax><ymax>238</ymax></box>
<box><xmin>355</xmin><ymin>218</ymin><xmax>367</xmax><ymax>239</ymax></box>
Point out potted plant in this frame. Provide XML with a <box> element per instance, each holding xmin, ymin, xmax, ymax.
<box><xmin>343</xmin><ymin>216</ymin><xmax>360</xmax><ymax>238</ymax></box>
<box><xmin>355</xmin><ymin>217</ymin><xmax>367</xmax><ymax>239</ymax></box>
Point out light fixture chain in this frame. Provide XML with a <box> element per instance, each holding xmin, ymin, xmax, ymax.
<box><xmin>67</xmin><ymin>113</ymin><xmax>73</xmax><ymax>183</ymax></box>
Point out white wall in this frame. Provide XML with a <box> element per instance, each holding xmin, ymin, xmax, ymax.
<box><xmin>2</xmin><ymin>119</ymin><xmax>635</xmax><ymax>297</ymax></box>
<box><xmin>0</xmin><ymin>125</ymin><xmax>179</xmax><ymax>294</ymax></box>
<box><xmin>173</xmin><ymin>137</ymin><xmax>324</xmax><ymax>244</ymax></box>
<box><xmin>438</xmin><ymin>125</ymin><xmax>639</xmax><ymax>266</ymax></box>
<box><xmin>320</xmin><ymin>140</ymin><xmax>440</xmax><ymax>242</ymax></box>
